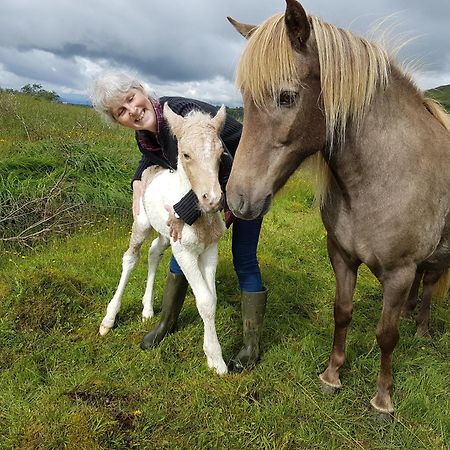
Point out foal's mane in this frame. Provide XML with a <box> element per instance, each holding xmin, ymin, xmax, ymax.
<box><xmin>236</xmin><ymin>13</ymin><xmax>391</xmax><ymax>149</ymax></box>
<box><xmin>185</xmin><ymin>110</ymin><xmax>215</xmax><ymax>128</ymax></box>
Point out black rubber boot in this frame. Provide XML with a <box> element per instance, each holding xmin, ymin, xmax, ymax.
<box><xmin>228</xmin><ymin>290</ymin><xmax>267</xmax><ymax>372</ymax></box>
<box><xmin>140</xmin><ymin>272</ymin><xmax>188</xmax><ymax>349</ymax></box>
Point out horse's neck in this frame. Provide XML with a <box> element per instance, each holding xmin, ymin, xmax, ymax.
<box><xmin>324</xmin><ymin>73</ymin><xmax>427</xmax><ymax>192</ymax></box>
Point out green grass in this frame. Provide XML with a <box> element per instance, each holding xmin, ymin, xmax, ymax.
<box><xmin>0</xmin><ymin>94</ymin><xmax>449</xmax><ymax>449</ymax></box>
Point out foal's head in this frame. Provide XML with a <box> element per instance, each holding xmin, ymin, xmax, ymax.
<box><xmin>164</xmin><ymin>104</ymin><xmax>226</xmax><ymax>213</ymax></box>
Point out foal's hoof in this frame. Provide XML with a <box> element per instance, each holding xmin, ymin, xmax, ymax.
<box><xmin>99</xmin><ymin>325</ymin><xmax>111</xmax><ymax>336</ymax></box>
<box><xmin>319</xmin><ymin>374</ymin><xmax>342</xmax><ymax>394</ymax></box>
<box><xmin>141</xmin><ymin>311</ymin><xmax>154</xmax><ymax>322</ymax></box>
<box><xmin>212</xmin><ymin>360</ymin><xmax>228</xmax><ymax>376</ymax></box>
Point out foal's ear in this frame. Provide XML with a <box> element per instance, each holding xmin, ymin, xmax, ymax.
<box><xmin>227</xmin><ymin>16</ymin><xmax>257</xmax><ymax>39</ymax></box>
<box><xmin>164</xmin><ymin>103</ymin><xmax>184</xmax><ymax>137</ymax></box>
<box><xmin>284</xmin><ymin>0</ymin><xmax>311</xmax><ymax>52</ymax></box>
<box><xmin>211</xmin><ymin>105</ymin><xmax>226</xmax><ymax>133</ymax></box>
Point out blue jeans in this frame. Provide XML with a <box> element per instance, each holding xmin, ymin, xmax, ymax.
<box><xmin>169</xmin><ymin>217</ymin><xmax>264</xmax><ymax>292</ymax></box>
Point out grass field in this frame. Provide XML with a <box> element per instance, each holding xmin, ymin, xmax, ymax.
<box><xmin>0</xmin><ymin>93</ymin><xmax>449</xmax><ymax>449</ymax></box>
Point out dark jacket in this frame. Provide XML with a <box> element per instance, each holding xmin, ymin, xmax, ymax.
<box><xmin>133</xmin><ymin>96</ymin><xmax>241</xmax><ymax>225</ymax></box>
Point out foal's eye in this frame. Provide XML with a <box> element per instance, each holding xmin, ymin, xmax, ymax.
<box><xmin>278</xmin><ymin>91</ymin><xmax>298</xmax><ymax>107</ymax></box>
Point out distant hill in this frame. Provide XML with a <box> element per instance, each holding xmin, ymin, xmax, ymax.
<box><xmin>59</xmin><ymin>94</ymin><xmax>91</xmax><ymax>106</ymax></box>
<box><xmin>426</xmin><ymin>84</ymin><xmax>450</xmax><ymax>113</ymax></box>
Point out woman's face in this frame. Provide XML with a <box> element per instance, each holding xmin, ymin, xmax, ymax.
<box><xmin>111</xmin><ymin>88</ymin><xmax>157</xmax><ymax>132</ymax></box>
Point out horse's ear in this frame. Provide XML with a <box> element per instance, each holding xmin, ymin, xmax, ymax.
<box><xmin>211</xmin><ymin>105</ymin><xmax>226</xmax><ymax>132</ymax></box>
<box><xmin>284</xmin><ymin>0</ymin><xmax>310</xmax><ymax>52</ymax></box>
<box><xmin>163</xmin><ymin>103</ymin><xmax>184</xmax><ymax>137</ymax></box>
<box><xmin>227</xmin><ymin>16</ymin><xmax>257</xmax><ymax>39</ymax></box>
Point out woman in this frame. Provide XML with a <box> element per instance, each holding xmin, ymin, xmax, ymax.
<box><xmin>91</xmin><ymin>72</ymin><xmax>266</xmax><ymax>371</ymax></box>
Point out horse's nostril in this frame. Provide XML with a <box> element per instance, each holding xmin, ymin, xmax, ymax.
<box><xmin>238</xmin><ymin>194</ymin><xmax>245</xmax><ymax>211</ymax></box>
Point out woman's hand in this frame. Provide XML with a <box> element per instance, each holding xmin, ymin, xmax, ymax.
<box><xmin>165</xmin><ymin>205</ymin><xmax>184</xmax><ymax>242</ymax></box>
<box><xmin>132</xmin><ymin>180</ymin><xmax>143</xmax><ymax>219</ymax></box>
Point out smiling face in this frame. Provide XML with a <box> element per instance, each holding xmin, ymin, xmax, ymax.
<box><xmin>111</xmin><ymin>88</ymin><xmax>157</xmax><ymax>132</ymax></box>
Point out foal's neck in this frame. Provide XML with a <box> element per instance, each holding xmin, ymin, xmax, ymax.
<box><xmin>175</xmin><ymin>155</ymin><xmax>192</xmax><ymax>191</ymax></box>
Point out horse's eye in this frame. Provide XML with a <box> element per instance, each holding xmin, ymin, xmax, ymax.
<box><xmin>183</xmin><ymin>153</ymin><xmax>190</xmax><ymax>160</ymax></box>
<box><xmin>278</xmin><ymin>91</ymin><xmax>298</xmax><ymax>107</ymax></box>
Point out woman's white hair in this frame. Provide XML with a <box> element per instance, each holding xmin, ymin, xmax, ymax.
<box><xmin>90</xmin><ymin>71</ymin><xmax>150</xmax><ymax>123</ymax></box>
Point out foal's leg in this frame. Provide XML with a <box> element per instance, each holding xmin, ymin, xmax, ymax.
<box><xmin>173</xmin><ymin>245</ymin><xmax>227</xmax><ymax>375</ymax></box>
<box><xmin>370</xmin><ymin>265</ymin><xmax>416</xmax><ymax>415</ymax></box>
<box><xmin>99</xmin><ymin>219</ymin><xmax>151</xmax><ymax>336</ymax></box>
<box><xmin>141</xmin><ymin>235</ymin><xmax>170</xmax><ymax>321</ymax></box>
<box><xmin>199</xmin><ymin>243</ymin><xmax>218</xmax><ymax>300</ymax></box>
<box><xmin>320</xmin><ymin>237</ymin><xmax>359</xmax><ymax>391</ymax></box>
<box><xmin>415</xmin><ymin>270</ymin><xmax>442</xmax><ymax>338</ymax></box>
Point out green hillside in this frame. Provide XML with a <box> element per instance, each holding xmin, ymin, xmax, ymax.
<box><xmin>426</xmin><ymin>84</ymin><xmax>450</xmax><ymax>112</ymax></box>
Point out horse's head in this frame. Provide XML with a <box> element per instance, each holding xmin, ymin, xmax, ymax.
<box><xmin>226</xmin><ymin>0</ymin><xmax>326</xmax><ymax>220</ymax></box>
<box><xmin>164</xmin><ymin>103</ymin><xmax>226</xmax><ymax>213</ymax></box>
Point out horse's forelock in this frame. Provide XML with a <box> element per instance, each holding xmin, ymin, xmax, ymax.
<box><xmin>236</xmin><ymin>13</ymin><xmax>392</xmax><ymax>149</ymax></box>
<box><xmin>236</xmin><ymin>13</ymin><xmax>300</xmax><ymax>109</ymax></box>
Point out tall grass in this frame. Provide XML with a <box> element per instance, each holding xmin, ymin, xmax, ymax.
<box><xmin>0</xmin><ymin>93</ymin><xmax>135</xmax><ymax>248</ymax></box>
<box><xmin>0</xmin><ymin>94</ymin><xmax>448</xmax><ymax>449</ymax></box>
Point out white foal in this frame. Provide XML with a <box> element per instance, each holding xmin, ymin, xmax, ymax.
<box><xmin>99</xmin><ymin>104</ymin><xmax>228</xmax><ymax>375</ymax></box>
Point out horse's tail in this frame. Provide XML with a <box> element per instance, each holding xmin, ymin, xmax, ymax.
<box><xmin>432</xmin><ymin>269</ymin><xmax>450</xmax><ymax>302</ymax></box>
<box><xmin>423</xmin><ymin>97</ymin><xmax>450</xmax><ymax>133</ymax></box>
<box><xmin>308</xmin><ymin>152</ymin><xmax>331</xmax><ymax>207</ymax></box>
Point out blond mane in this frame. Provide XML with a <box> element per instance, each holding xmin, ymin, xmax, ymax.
<box><xmin>236</xmin><ymin>13</ymin><xmax>391</xmax><ymax>149</ymax></box>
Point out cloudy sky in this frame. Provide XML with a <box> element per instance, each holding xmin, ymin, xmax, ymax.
<box><xmin>1</xmin><ymin>0</ymin><xmax>449</xmax><ymax>106</ymax></box>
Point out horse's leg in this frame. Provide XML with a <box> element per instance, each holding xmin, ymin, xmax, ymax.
<box><xmin>319</xmin><ymin>236</ymin><xmax>359</xmax><ymax>391</ymax></box>
<box><xmin>401</xmin><ymin>269</ymin><xmax>423</xmax><ymax>318</ymax></box>
<box><xmin>173</xmin><ymin>245</ymin><xmax>227</xmax><ymax>375</ymax></box>
<box><xmin>415</xmin><ymin>270</ymin><xmax>442</xmax><ymax>338</ymax></box>
<box><xmin>370</xmin><ymin>265</ymin><xmax>416</xmax><ymax>416</ymax></box>
<box><xmin>99</xmin><ymin>219</ymin><xmax>151</xmax><ymax>336</ymax></box>
<box><xmin>141</xmin><ymin>235</ymin><xmax>170</xmax><ymax>321</ymax></box>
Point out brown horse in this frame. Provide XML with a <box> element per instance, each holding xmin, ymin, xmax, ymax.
<box><xmin>226</xmin><ymin>0</ymin><xmax>450</xmax><ymax>416</ymax></box>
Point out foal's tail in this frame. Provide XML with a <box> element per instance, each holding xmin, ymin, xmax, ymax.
<box><xmin>432</xmin><ymin>269</ymin><xmax>450</xmax><ymax>301</ymax></box>
<box><xmin>423</xmin><ymin>97</ymin><xmax>450</xmax><ymax>133</ymax></box>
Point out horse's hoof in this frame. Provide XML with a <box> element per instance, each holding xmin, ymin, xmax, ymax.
<box><xmin>99</xmin><ymin>325</ymin><xmax>111</xmax><ymax>336</ymax></box>
<box><xmin>415</xmin><ymin>328</ymin><xmax>431</xmax><ymax>339</ymax></box>
<box><xmin>319</xmin><ymin>374</ymin><xmax>342</xmax><ymax>394</ymax></box>
<box><xmin>370</xmin><ymin>397</ymin><xmax>394</xmax><ymax>422</ymax></box>
<box><xmin>373</xmin><ymin>410</ymin><xmax>394</xmax><ymax>423</ymax></box>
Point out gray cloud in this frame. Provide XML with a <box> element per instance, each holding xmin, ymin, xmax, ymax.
<box><xmin>0</xmin><ymin>0</ymin><xmax>449</xmax><ymax>105</ymax></box>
